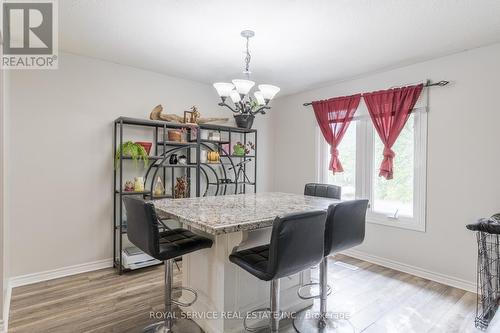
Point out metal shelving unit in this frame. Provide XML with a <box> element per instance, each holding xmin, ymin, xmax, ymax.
<box><xmin>113</xmin><ymin>116</ymin><xmax>257</xmax><ymax>274</ymax></box>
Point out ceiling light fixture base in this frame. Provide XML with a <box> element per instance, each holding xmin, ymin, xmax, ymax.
<box><xmin>240</xmin><ymin>30</ymin><xmax>255</xmax><ymax>38</ymax></box>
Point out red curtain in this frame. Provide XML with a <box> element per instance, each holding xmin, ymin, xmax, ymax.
<box><xmin>363</xmin><ymin>84</ymin><xmax>423</xmax><ymax>180</ymax></box>
<box><xmin>312</xmin><ymin>94</ymin><xmax>361</xmax><ymax>174</ymax></box>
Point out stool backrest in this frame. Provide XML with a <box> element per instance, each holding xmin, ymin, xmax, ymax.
<box><xmin>268</xmin><ymin>210</ymin><xmax>327</xmax><ymax>279</ymax></box>
<box><xmin>122</xmin><ymin>197</ymin><xmax>159</xmax><ymax>258</ymax></box>
<box><xmin>304</xmin><ymin>183</ymin><xmax>341</xmax><ymax>200</ymax></box>
<box><xmin>325</xmin><ymin>200</ymin><xmax>369</xmax><ymax>256</ymax></box>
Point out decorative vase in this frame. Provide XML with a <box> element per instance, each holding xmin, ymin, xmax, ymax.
<box><xmin>233</xmin><ymin>144</ymin><xmax>246</xmax><ymax>156</ymax></box>
<box><xmin>134</xmin><ymin>177</ymin><xmax>145</xmax><ymax>192</ymax></box>
<box><xmin>200</xmin><ymin>150</ymin><xmax>207</xmax><ymax>163</ymax></box>
<box><xmin>167</xmin><ymin>130</ymin><xmax>182</xmax><ymax>142</ymax></box>
<box><xmin>234</xmin><ymin>114</ymin><xmax>255</xmax><ymax>129</ymax></box>
<box><xmin>153</xmin><ymin>176</ymin><xmax>165</xmax><ymax>196</ymax></box>
<box><xmin>169</xmin><ymin>154</ymin><xmax>178</xmax><ymax>165</ymax></box>
<box><xmin>207</xmin><ymin>151</ymin><xmax>220</xmax><ymax>163</ymax></box>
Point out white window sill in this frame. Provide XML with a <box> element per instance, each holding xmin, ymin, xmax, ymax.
<box><xmin>367</xmin><ymin>214</ymin><xmax>426</xmax><ymax>232</ymax></box>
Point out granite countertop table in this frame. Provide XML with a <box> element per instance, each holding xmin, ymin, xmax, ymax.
<box><xmin>153</xmin><ymin>192</ymin><xmax>340</xmax><ymax>235</ymax></box>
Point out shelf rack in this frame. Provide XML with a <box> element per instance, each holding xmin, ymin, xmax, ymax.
<box><xmin>113</xmin><ymin>116</ymin><xmax>257</xmax><ymax>274</ymax></box>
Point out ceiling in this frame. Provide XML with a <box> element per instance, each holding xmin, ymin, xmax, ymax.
<box><xmin>60</xmin><ymin>0</ymin><xmax>500</xmax><ymax>95</ymax></box>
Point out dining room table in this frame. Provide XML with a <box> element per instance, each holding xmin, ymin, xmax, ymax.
<box><xmin>153</xmin><ymin>192</ymin><xmax>340</xmax><ymax>333</ymax></box>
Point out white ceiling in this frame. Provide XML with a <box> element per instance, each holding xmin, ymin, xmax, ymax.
<box><xmin>60</xmin><ymin>0</ymin><xmax>500</xmax><ymax>95</ymax></box>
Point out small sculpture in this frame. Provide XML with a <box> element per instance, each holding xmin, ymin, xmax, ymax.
<box><xmin>178</xmin><ymin>155</ymin><xmax>187</xmax><ymax>165</ymax></box>
<box><xmin>184</xmin><ymin>106</ymin><xmax>201</xmax><ymax>124</ymax></box>
<box><xmin>124</xmin><ymin>180</ymin><xmax>134</xmax><ymax>192</ymax></box>
<box><xmin>190</xmin><ymin>106</ymin><xmax>201</xmax><ymax>123</ymax></box>
<box><xmin>150</xmin><ymin>104</ymin><xmax>228</xmax><ymax>124</ymax></box>
<box><xmin>169</xmin><ymin>154</ymin><xmax>178</xmax><ymax>165</ymax></box>
<box><xmin>174</xmin><ymin>176</ymin><xmax>188</xmax><ymax>198</ymax></box>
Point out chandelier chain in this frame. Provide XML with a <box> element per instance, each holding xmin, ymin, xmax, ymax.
<box><xmin>244</xmin><ymin>36</ymin><xmax>251</xmax><ymax>78</ymax></box>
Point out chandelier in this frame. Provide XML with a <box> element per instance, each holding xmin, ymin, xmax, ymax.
<box><xmin>213</xmin><ymin>30</ymin><xmax>280</xmax><ymax>128</ymax></box>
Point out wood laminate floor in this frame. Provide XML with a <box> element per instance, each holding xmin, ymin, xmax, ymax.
<box><xmin>8</xmin><ymin>255</ymin><xmax>496</xmax><ymax>333</ymax></box>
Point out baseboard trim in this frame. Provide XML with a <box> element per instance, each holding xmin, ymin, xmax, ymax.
<box><xmin>2</xmin><ymin>283</ymin><xmax>11</xmax><ymax>333</ymax></box>
<box><xmin>9</xmin><ymin>258</ymin><xmax>113</xmax><ymax>288</ymax></box>
<box><xmin>341</xmin><ymin>249</ymin><xmax>476</xmax><ymax>293</ymax></box>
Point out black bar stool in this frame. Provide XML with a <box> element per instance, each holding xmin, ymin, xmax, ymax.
<box><xmin>304</xmin><ymin>183</ymin><xmax>341</xmax><ymax>200</ymax></box>
<box><xmin>299</xmin><ymin>183</ymin><xmax>342</xmax><ymax>299</ymax></box>
<box><xmin>229</xmin><ymin>210</ymin><xmax>327</xmax><ymax>333</ymax></box>
<box><xmin>123</xmin><ymin>197</ymin><xmax>213</xmax><ymax>333</ymax></box>
<box><xmin>293</xmin><ymin>199</ymin><xmax>369</xmax><ymax>332</ymax></box>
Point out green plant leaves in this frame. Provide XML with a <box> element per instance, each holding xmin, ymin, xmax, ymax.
<box><xmin>115</xmin><ymin>141</ymin><xmax>150</xmax><ymax>169</ymax></box>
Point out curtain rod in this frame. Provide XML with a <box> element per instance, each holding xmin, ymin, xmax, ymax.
<box><xmin>302</xmin><ymin>80</ymin><xmax>449</xmax><ymax>107</ymax></box>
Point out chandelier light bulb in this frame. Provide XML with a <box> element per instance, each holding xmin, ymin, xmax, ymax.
<box><xmin>254</xmin><ymin>91</ymin><xmax>266</xmax><ymax>105</ymax></box>
<box><xmin>230</xmin><ymin>90</ymin><xmax>241</xmax><ymax>103</ymax></box>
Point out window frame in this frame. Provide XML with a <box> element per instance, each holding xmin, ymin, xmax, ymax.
<box><xmin>316</xmin><ymin>111</ymin><xmax>427</xmax><ymax>232</ymax></box>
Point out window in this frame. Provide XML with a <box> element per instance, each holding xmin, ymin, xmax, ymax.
<box><xmin>318</xmin><ymin>110</ymin><xmax>427</xmax><ymax>231</ymax></box>
<box><xmin>325</xmin><ymin>122</ymin><xmax>356</xmax><ymax>200</ymax></box>
<box><xmin>373</xmin><ymin>116</ymin><xmax>414</xmax><ymax>217</ymax></box>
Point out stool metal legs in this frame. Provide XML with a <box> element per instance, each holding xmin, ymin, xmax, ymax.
<box><xmin>144</xmin><ymin>259</ymin><xmax>201</xmax><ymax>333</ymax></box>
<box><xmin>243</xmin><ymin>278</ymin><xmax>282</xmax><ymax>332</ymax></box>
<box><xmin>270</xmin><ymin>279</ymin><xmax>280</xmax><ymax>332</ymax></box>
<box><xmin>319</xmin><ymin>259</ymin><xmax>328</xmax><ymax>322</ymax></box>
<box><xmin>293</xmin><ymin>259</ymin><xmax>353</xmax><ymax>333</ymax></box>
<box><xmin>165</xmin><ymin>258</ymin><xmax>173</xmax><ymax>331</ymax></box>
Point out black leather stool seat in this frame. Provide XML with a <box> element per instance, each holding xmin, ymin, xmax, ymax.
<box><xmin>158</xmin><ymin>229</ymin><xmax>213</xmax><ymax>261</ymax></box>
<box><xmin>229</xmin><ymin>245</ymin><xmax>271</xmax><ymax>281</ymax></box>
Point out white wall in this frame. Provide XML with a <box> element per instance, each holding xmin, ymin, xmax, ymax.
<box><xmin>272</xmin><ymin>43</ymin><xmax>500</xmax><ymax>286</ymax></box>
<box><xmin>5</xmin><ymin>52</ymin><xmax>274</xmax><ymax>277</ymax></box>
<box><xmin>6</xmin><ymin>43</ymin><xmax>499</xmax><ymax>290</ymax></box>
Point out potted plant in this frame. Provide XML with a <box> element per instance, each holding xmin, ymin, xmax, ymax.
<box><xmin>233</xmin><ymin>141</ymin><xmax>255</xmax><ymax>156</ymax></box>
<box><xmin>234</xmin><ymin>101</ymin><xmax>265</xmax><ymax>129</ymax></box>
<box><xmin>115</xmin><ymin>141</ymin><xmax>150</xmax><ymax>169</ymax></box>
